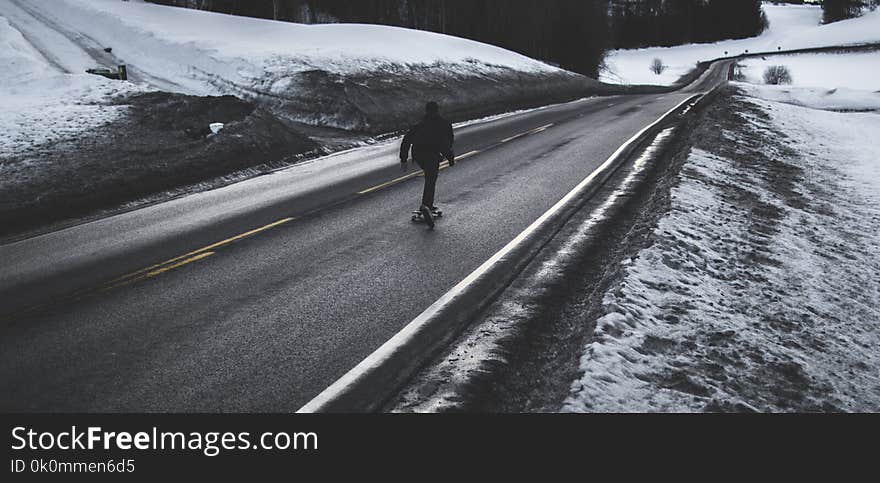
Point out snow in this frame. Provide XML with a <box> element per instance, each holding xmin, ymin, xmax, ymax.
<box><xmin>0</xmin><ymin>15</ymin><xmax>52</xmax><ymax>84</ymax></box>
<box><xmin>5</xmin><ymin>0</ymin><xmax>559</xmax><ymax>97</ymax></box>
<box><xmin>735</xmin><ymin>83</ymin><xmax>880</xmax><ymax>111</ymax></box>
<box><xmin>63</xmin><ymin>0</ymin><xmax>555</xmax><ymax>71</ymax></box>
<box><xmin>0</xmin><ymin>0</ymin><xmax>566</xmax><ymax>155</ymax></box>
<box><xmin>733</xmin><ymin>51</ymin><xmax>880</xmax><ymax>111</ymax></box>
<box><xmin>601</xmin><ymin>3</ymin><xmax>880</xmax><ymax>86</ymax></box>
<box><xmin>563</xmin><ymin>93</ymin><xmax>880</xmax><ymax>412</ymax></box>
<box><xmin>738</xmin><ymin>51</ymin><xmax>880</xmax><ymax>91</ymax></box>
<box><xmin>0</xmin><ymin>0</ymin><xmax>95</xmax><ymax>75</ymax></box>
<box><xmin>0</xmin><ymin>14</ymin><xmax>145</xmax><ymax>158</ymax></box>
<box><xmin>0</xmin><ymin>0</ymin><xmax>564</xmax><ymax>158</ymax></box>
<box><xmin>570</xmin><ymin>42</ymin><xmax>880</xmax><ymax>411</ymax></box>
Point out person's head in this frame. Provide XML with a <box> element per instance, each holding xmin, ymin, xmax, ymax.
<box><xmin>425</xmin><ymin>101</ymin><xmax>440</xmax><ymax>116</ymax></box>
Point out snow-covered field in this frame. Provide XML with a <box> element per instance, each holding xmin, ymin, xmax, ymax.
<box><xmin>735</xmin><ymin>82</ymin><xmax>880</xmax><ymax>112</ymax></box>
<box><xmin>733</xmin><ymin>51</ymin><xmax>880</xmax><ymax>111</ymax></box>
<box><xmin>739</xmin><ymin>51</ymin><xmax>880</xmax><ymax>90</ymax></box>
<box><xmin>601</xmin><ymin>3</ymin><xmax>880</xmax><ymax>86</ymax></box>
<box><xmin>563</xmin><ymin>82</ymin><xmax>880</xmax><ymax>411</ymax></box>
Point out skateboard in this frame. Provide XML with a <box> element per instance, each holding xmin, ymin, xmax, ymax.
<box><xmin>411</xmin><ymin>207</ymin><xmax>443</xmax><ymax>222</ymax></box>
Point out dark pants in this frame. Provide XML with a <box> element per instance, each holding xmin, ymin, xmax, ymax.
<box><xmin>415</xmin><ymin>156</ymin><xmax>440</xmax><ymax>208</ymax></box>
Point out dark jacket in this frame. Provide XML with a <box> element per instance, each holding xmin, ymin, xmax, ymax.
<box><xmin>400</xmin><ymin>113</ymin><xmax>454</xmax><ymax>163</ymax></box>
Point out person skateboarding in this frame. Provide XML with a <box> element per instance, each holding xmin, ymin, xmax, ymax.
<box><xmin>400</xmin><ymin>101</ymin><xmax>455</xmax><ymax>229</ymax></box>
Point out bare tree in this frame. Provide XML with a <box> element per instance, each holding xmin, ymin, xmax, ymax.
<box><xmin>650</xmin><ymin>58</ymin><xmax>666</xmax><ymax>75</ymax></box>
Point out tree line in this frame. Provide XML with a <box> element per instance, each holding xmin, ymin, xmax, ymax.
<box><xmin>821</xmin><ymin>0</ymin><xmax>880</xmax><ymax>23</ymax></box>
<box><xmin>610</xmin><ymin>0</ymin><xmax>766</xmax><ymax>49</ymax></box>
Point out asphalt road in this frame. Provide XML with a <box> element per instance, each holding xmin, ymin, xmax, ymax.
<box><xmin>0</xmin><ymin>62</ymin><xmax>729</xmax><ymax>411</ymax></box>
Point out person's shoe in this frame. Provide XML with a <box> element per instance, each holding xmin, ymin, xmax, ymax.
<box><xmin>419</xmin><ymin>204</ymin><xmax>435</xmax><ymax>229</ymax></box>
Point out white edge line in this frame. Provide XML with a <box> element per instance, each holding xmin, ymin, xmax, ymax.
<box><xmin>297</xmin><ymin>93</ymin><xmax>701</xmax><ymax>413</ymax></box>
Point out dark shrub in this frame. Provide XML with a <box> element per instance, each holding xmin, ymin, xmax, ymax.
<box><xmin>763</xmin><ymin>65</ymin><xmax>792</xmax><ymax>85</ymax></box>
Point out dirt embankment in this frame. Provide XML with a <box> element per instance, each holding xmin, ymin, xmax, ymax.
<box><xmin>0</xmin><ymin>92</ymin><xmax>317</xmax><ymax>238</ymax></box>
<box><xmin>236</xmin><ymin>62</ymin><xmax>714</xmax><ymax>134</ymax></box>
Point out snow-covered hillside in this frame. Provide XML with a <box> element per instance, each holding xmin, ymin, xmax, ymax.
<box><xmin>602</xmin><ymin>3</ymin><xmax>880</xmax><ymax>86</ymax></box>
<box><xmin>0</xmin><ymin>0</ymin><xmax>585</xmax><ymax>132</ymax></box>
<box><xmin>2</xmin><ymin>0</ymin><xmax>560</xmax><ymax>93</ymax></box>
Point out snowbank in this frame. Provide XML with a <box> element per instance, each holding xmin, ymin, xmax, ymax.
<box><xmin>563</xmin><ymin>92</ymin><xmax>880</xmax><ymax>412</ymax></box>
<box><xmin>0</xmin><ymin>15</ymin><xmax>145</xmax><ymax>157</ymax></box>
<box><xmin>0</xmin><ymin>89</ymin><xmax>317</xmax><ymax>236</ymax></box>
<box><xmin>602</xmin><ymin>3</ymin><xmax>880</xmax><ymax>86</ymax></box>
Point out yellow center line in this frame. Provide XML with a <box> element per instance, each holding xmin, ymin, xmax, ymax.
<box><xmin>109</xmin><ymin>217</ymin><xmax>294</xmax><ymax>285</ymax></box>
<box><xmin>3</xmin><ymin>218</ymin><xmax>295</xmax><ymax>320</ymax></box>
<box><xmin>500</xmin><ymin>132</ymin><xmax>528</xmax><ymax>143</ymax></box>
<box><xmin>101</xmin><ymin>252</ymin><xmax>216</xmax><ymax>292</ymax></box>
<box><xmin>458</xmin><ymin>150</ymin><xmax>481</xmax><ymax>159</ymax></box>
<box><xmin>145</xmin><ymin>251</ymin><xmax>216</xmax><ymax>277</ymax></box>
<box><xmin>500</xmin><ymin>123</ymin><xmax>554</xmax><ymax>143</ymax></box>
<box><xmin>357</xmin><ymin>171</ymin><xmax>422</xmax><ymax>195</ymax></box>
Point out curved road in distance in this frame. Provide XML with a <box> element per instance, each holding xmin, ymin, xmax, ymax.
<box><xmin>0</xmin><ymin>61</ymin><xmax>730</xmax><ymax>411</ymax></box>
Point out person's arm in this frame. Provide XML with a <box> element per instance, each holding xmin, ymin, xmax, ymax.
<box><xmin>445</xmin><ymin>121</ymin><xmax>455</xmax><ymax>166</ymax></box>
<box><xmin>400</xmin><ymin>126</ymin><xmax>415</xmax><ymax>163</ymax></box>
